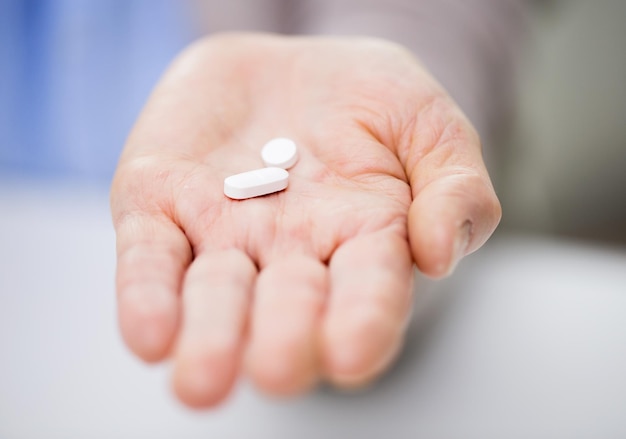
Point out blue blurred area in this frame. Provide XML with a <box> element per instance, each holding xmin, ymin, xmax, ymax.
<box><xmin>0</xmin><ymin>0</ymin><xmax>195</xmax><ymax>182</ymax></box>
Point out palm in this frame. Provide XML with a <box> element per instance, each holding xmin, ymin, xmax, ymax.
<box><xmin>143</xmin><ymin>37</ymin><xmax>417</xmax><ymax>258</ymax></box>
<box><xmin>178</xmin><ymin>156</ymin><xmax>409</xmax><ymax>266</ymax></box>
<box><xmin>112</xmin><ymin>34</ymin><xmax>500</xmax><ymax>408</ymax></box>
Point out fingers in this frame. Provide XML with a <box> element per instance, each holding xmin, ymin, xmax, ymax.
<box><xmin>321</xmin><ymin>230</ymin><xmax>414</xmax><ymax>387</ymax></box>
<box><xmin>115</xmin><ymin>215</ymin><xmax>191</xmax><ymax>362</ymax></box>
<box><xmin>246</xmin><ymin>255</ymin><xmax>328</xmax><ymax>396</ymax></box>
<box><xmin>172</xmin><ymin>249</ymin><xmax>256</xmax><ymax>408</ymax></box>
<box><xmin>399</xmin><ymin>96</ymin><xmax>502</xmax><ymax>278</ymax></box>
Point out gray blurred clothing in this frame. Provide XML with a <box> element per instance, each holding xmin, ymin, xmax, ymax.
<box><xmin>193</xmin><ymin>0</ymin><xmax>530</xmax><ymax>152</ymax></box>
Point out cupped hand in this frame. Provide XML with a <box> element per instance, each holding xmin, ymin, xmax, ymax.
<box><xmin>110</xmin><ymin>34</ymin><xmax>501</xmax><ymax>408</ymax></box>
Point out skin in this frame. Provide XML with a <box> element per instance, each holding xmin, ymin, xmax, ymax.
<box><xmin>110</xmin><ymin>33</ymin><xmax>501</xmax><ymax>409</ymax></box>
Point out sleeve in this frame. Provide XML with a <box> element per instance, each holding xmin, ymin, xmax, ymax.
<box><xmin>285</xmin><ymin>0</ymin><xmax>531</xmax><ymax>154</ymax></box>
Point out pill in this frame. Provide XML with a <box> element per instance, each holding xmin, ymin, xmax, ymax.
<box><xmin>224</xmin><ymin>167</ymin><xmax>289</xmax><ymax>200</ymax></box>
<box><xmin>261</xmin><ymin>137</ymin><xmax>299</xmax><ymax>169</ymax></box>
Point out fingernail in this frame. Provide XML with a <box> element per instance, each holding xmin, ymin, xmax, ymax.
<box><xmin>447</xmin><ymin>221</ymin><xmax>472</xmax><ymax>276</ymax></box>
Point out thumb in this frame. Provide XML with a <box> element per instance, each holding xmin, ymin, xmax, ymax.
<box><xmin>398</xmin><ymin>96</ymin><xmax>502</xmax><ymax>278</ymax></box>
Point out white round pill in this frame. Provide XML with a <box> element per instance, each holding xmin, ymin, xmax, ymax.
<box><xmin>261</xmin><ymin>137</ymin><xmax>299</xmax><ymax>169</ymax></box>
<box><xmin>224</xmin><ymin>167</ymin><xmax>289</xmax><ymax>200</ymax></box>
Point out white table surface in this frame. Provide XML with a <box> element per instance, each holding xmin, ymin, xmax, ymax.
<box><xmin>1</xmin><ymin>181</ymin><xmax>625</xmax><ymax>439</ymax></box>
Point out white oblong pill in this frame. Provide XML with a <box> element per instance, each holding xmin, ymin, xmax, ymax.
<box><xmin>261</xmin><ymin>137</ymin><xmax>299</xmax><ymax>169</ymax></box>
<box><xmin>224</xmin><ymin>167</ymin><xmax>289</xmax><ymax>200</ymax></box>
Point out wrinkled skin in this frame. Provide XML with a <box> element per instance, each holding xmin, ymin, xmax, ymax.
<box><xmin>110</xmin><ymin>34</ymin><xmax>501</xmax><ymax>409</ymax></box>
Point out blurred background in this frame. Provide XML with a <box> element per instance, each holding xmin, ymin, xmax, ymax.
<box><xmin>0</xmin><ymin>0</ymin><xmax>195</xmax><ymax>181</ymax></box>
<box><xmin>500</xmin><ymin>0</ymin><xmax>626</xmax><ymax>244</ymax></box>
<box><xmin>1</xmin><ymin>1</ymin><xmax>625</xmax><ymax>438</ymax></box>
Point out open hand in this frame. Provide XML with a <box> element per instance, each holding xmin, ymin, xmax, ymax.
<box><xmin>111</xmin><ymin>34</ymin><xmax>501</xmax><ymax>408</ymax></box>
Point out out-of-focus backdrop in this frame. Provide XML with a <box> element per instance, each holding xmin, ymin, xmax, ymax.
<box><xmin>0</xmin><ymin>0</ymin><xmax>195</xmax><ymax>180</ymax></box>
<box><xmin>500</xmin><ymin>0</ymin><xmax>626</xmax><ymax>244</ymax></box>
<box><xmin>1</xmin><ymin>1</ymin><xmax>625</xmax><ymax>438</ymax></box>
